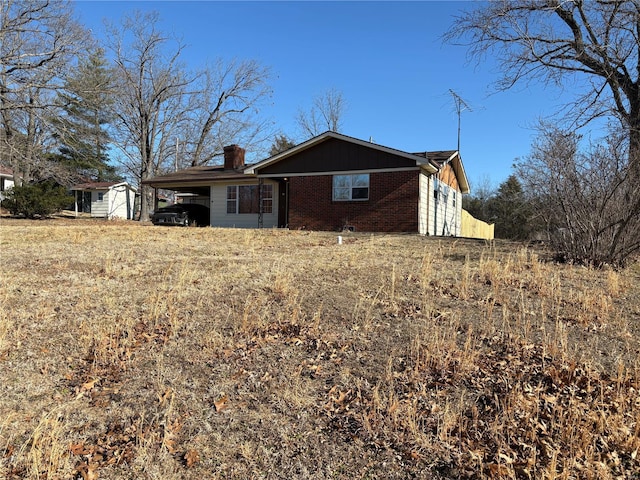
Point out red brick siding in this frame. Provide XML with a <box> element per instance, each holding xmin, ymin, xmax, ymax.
<box><xmin>288</xmin><ymin>170</ymin><xmax>419</xmax><ymax>232</ymax></box>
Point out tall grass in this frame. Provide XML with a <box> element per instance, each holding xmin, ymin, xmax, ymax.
<box><xmin>0</xmin><ymin>220</ymin><xmax>638</xmax><ymax>479</ymax></box>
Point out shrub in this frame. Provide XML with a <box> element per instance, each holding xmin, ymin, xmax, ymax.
<box><xmin>2</xmin><ymin>181</ymin><xmax>73</xmax><ymax>218</ymax></box>
<box><xmin>517</xmin><ymin>125</ymin><xmax>640</xmax><ymax>268</ymax></box>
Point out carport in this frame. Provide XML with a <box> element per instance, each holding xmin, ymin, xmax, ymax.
<box><xmin>142</xmin><ymin>167</ymin><xmax>249</xmax><ymax>227</ymax></box>
<box><xmin>142</xmin><ymin>145</ymin><xmax>283</xmax><ymax>229</ymax></box>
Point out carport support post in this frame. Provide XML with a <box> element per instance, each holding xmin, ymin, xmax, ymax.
<box><xmin>258</xmin><ymin>177</ymin><xmax>264</xmax><ymax>229</ymax></box>
<box><xmin>153</xmin><ymin>188</ymin><xmax>159</xmax><ymax>213</ymax></box>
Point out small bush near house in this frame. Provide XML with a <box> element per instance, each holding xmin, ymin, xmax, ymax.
<box><xmin>1</xmin><ymin>181</ymin><xmax>73</xmax><ymax>219</ymax></box>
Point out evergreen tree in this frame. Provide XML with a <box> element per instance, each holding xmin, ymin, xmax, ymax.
<box><xmin>52</xmin><ymin>48</ymin><xmax>119</xmax><ymax>182</ymax></box>
<box><xmin>462</xmin><ymin>176</ymin><xmax>495</xmax><ymax>223</ymax></box>
<box><xmin>269</xmin><ymin>134</ymin><xmax>296</xmax><ymax>156</ymax></box>
<box><xmin>490</xmin><ymin>175</ymin><xmax>531</xmax><ymax>240</ymax></box>
<box><xmin>2</xmin><ymin>181</ymin><xmax>73</xmax><ymax>218</ymax></box>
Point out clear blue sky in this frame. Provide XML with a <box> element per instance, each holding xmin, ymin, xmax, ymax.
<box><xmin>74</xmin><ymin>0</ymin><xmax>565</xmax><ymax>191</ymax></box>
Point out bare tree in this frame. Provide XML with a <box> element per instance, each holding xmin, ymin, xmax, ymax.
<box><xmin>180</xmin><ymin>59</ymin><xmax>272</xmax><ymax>168</ymax></box>
<box><xmin>445</xmin><ymin>1</ymin><xmax>640</xmax><ymax>176</ymax></box>
<box><xmin>516</xmin><ymin>123</ymin><xmax>640</xmax><ymax>267</ymax></box>
<box><xmin>12</xmin><ymin>86</ymin><xmax>80</xmax><ymax>186</ymax></box>
<box><xmin>296</xmin><ymin>88</ymin><xmax>346</xmax><ymax>137</ymax></box>
<box><xmin>106</xmin><ymin>11</ymin><xmax>273</xmax><ymax>219</ymax></box>
<box><xmin>0</xmin><ymin>0</ymin><xmax>90</xmax><ymax>184</ymax></box>
<box><xmin>105</xmin><ymin>11</ymin><xmax>192</xmax><ymax>222</ymax></box>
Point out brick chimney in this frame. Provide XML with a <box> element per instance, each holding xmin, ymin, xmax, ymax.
<box><xmin>223</xmin><ymin>144</ymin><xmax>245</xmax><ymax>170</ymax></box>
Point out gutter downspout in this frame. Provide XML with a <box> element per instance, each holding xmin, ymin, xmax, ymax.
<box><xmin>433</xmin><ymin>177</ymin><xmax>438</xmax><ymax>236</ymax></box>
<box><xmin>258</xmin><ymin>177</ymin><xmax>264</xmax><ymax>229</ymax></box>
<box><xmin>424</xmin><ymin>170</ymin><xmax>430</xmax><ymax>236</ymax></box>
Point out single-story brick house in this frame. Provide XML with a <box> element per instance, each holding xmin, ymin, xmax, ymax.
<box><xmin>143</xmin><ymin>131</ymin><xmax>470</xmax><ymax>235</ymax></box>
<box><xmin>71</xmin><ymin>181</ymin><xmax>137</xmax><ymax>220</ymax></box>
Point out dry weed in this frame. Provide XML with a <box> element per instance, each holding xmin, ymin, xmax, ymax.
<box><xmin>0</xmin><ymin>220</ymin><xmax>638</xmax><ymax>479</ymax></box>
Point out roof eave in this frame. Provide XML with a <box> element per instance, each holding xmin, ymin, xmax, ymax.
<box><xmin>142</xmin><ymin>174</ymin><xmax>256</xmax><ymax>188</ymax></box>
<box><xmin>417</xmin><ymin>160</ymin><xmax>439</xmax><ymax>174</ymax></box>
<box><xmin>451</xmin><ymin>155</ymin><xmax>470</xmax><ymax>194</ymax></box>
<box><xmin>71</xmin><ymin>181</ymin><xmax>136</xmax><ymax>192</ymax></box>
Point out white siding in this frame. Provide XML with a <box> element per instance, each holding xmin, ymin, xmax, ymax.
<box><xmin>430</xmin><ymin>177</ymin><xmax>462</xmax><ymax>236</ymax></box>
<box><xmin>429</xmin><ymin>177</ymin><xmax>437</xmax><ymax>236</ymax></box>
<box><xmin>453</xmin><ymin>189</ymin><xmax>462</xmax><ymax>236</ymax></box>
<box><xmin>418</xmin><ymin>173</ymin><xmax>464</xmax><ymax>237</ymax></box>
<box><xmin>89</xmin><ymin>185</ymin><xmax>136</xmax><ymax>219</ymax></box>
<box><xmin>209</xmin><ymin>180</ymin><xmax>279</xmax><ymax>228</ymax></box>
<box><xmin>107</xmin><ymin>185</ymin><xmax>135</xmax><ymax>219</ymax></box>
<box><xmin>90</xmin><ymin>191</ymin><xmax>108</xmax><ymax>218</ymax></box>
<box><xmin>418</xmin><ymin>172</ymin><xmax>430</xmax><ymax>236</ymax></box>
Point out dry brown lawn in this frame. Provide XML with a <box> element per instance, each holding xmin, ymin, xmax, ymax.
<box><xmin>0</xmin><ymin>218</ymin><xmax>639</xmax><ymax>479</ymax></box>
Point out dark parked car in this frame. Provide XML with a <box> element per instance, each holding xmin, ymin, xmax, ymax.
<box><xmin>151</xmin><ymin>203</ymin><xmax>210</xmax><ymax>227</ymax></box>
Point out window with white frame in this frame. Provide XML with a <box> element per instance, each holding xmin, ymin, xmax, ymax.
<box><xmin>332</xmin><ymin>174</ymin><xmax>369</xmax><ymax>201</ymax></box>
<box><xmin>226</xmin><ymin>186</ymin><xmax>237</xmax><ymax>213</ymax></box>
<box><xmin>226</xmin><ymin>184</ymin><xmax>273</xmax><ymax>214</ymax></box>
<box><xmin>97</xmin><ymin>192</ymin><xmax>104</xmax><ymax>202</ymax></box>
<box><xmin>260</xmin><ymin>184</ymin><xmax>273</xmax><ymax>213</ymax></box>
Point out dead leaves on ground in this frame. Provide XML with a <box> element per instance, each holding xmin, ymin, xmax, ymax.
<box><xmin>323</xmin><ymin>333</ymin><xmax>640</xmax><ymax>478</ymax></box>
<box><xmin>65</xmin><ymin>320</ymin><xmax>171</xmax><ymax>404</ymax></box>
<box><xmin>60</xmin><ymin>320</ymin><xmax>182</xmax><ymax>478</ymax></box>
<box><xmin>69</xmin><ymin>423</ymin><xmax>137</xmax><ymax>479</ymax></box>
<box><xmin>214</xmin><ymin>395</ymin><xmax>229</xmax><ymax>412</ymax></box>
<box><xmin>183</xmin><ymin>448</ymin><xmax>200</xmax><ymax>468</ymax></box>
<box><xmin>10</xmin><ymin>308</ymin><xmax>639</xmax><ymax>479</ymax></box>
<box><xmin>67</xmin><ymin>413</ymin><xmax>198</xmax><ymax>478</ymax></box>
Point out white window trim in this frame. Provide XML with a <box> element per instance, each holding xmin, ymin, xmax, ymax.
<box><xmin>332</xmin><ymin>174</ymin><xmax>370</xmax><ymax>202</ymax></box>
<box><xmin>226</xmin><ymin>186</ymin><xmax>238</xmax><ymax>214</ymax></box>
<box><xmin>226</xmin><ymin>184</ymin><xmax>273</xmax><ymax>214</ymax></box>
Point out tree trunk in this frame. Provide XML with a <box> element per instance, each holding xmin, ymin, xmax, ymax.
<box><xmin>629</xmin><ymin>115</ymin><xmax>640</xmax><ymax>181</ymax></box>
<box><xmin>139</xmin><ymin>183</ymin><xmax>151</xmax><ymax>222</ymax></box>
<box><xmin>138</xmin><ymin>158</ymin><xmax>151</xmax><ymax>222</ymax></box>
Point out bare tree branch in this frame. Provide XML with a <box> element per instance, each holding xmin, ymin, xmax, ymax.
<box><xmin>516</xmin><ymin>122</ymin><xmax>640</xmax><ymax>267</ymax></box>
<box><xmin>187</xmin><ymin>59</ymin><xmax>272</xmax><ymax>166</ymax></box>
<box><xmin>445</xmin><ymin>0</ymin><xmax>640</xmax><ymax>171</ymax></box>
<box><xmin>105</xmin><ymin>11</ymin><xmax>273</xmax><ymax>220</ymax></box>
<box><xmin>1</xmin><ymin>0</ymin><xmax>91</xmax><ymax>184</ymax></box>
<box><xmin>296</xmin><ymin>88</ymin><xmax>346</xmax><ymax>137</ymax></box>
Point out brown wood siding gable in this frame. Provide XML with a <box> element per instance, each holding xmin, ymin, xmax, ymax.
<box><xmin>258</xmin><ymin>137</ymin><xmax>418</xmax><ymax>175</ymax></box>
<box><xmin>438</xmin><ymin>164</ymin><xmax>460</xmax><ymax>191</ymax></box>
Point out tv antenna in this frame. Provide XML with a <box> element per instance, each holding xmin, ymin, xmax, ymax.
<box><xmin>449</xmin><ymin>89</ymin><xmax>472</xmax><ymax>152</ymax></box>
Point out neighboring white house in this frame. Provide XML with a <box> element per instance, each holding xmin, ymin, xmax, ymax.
<box><xmin>71</xmin><ymin>181</ymin><xmax>137</xmax><ymax>220</ymax></box>
<box><xmin>0</xmin><ymin>166</ymin><xmax>15</xmax><ymax>201</ymax></box>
